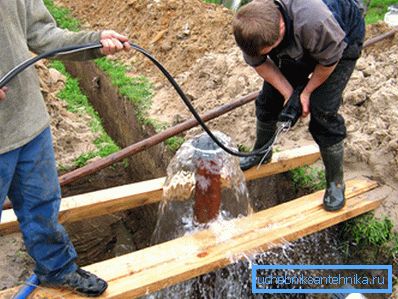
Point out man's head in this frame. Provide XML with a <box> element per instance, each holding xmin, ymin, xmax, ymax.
<box><xmin>233</xmin><ymin>0</ymin><xmax>283</xmax><ymax>57</ymax></box>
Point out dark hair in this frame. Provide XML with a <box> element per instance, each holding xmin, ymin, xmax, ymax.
<box><xmin>232</xmin><ymin>0</ymin><xmax>280</xmax><ymax>56</ymax></box>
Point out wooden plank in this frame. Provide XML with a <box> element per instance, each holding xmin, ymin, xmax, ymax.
<box><xmin>0</xmin><ymin>145</ymin><xmax>320</xmax><ymax>235</ymax></box>
<box><xmin>243</xmin><ymin>144</ymin><xmax>320</xmax><ymax>181</ymax></box>
<box><xmin>0</xmin><ymin>178</ymin><xmax>383</xmax><ymax>299</ymax></box>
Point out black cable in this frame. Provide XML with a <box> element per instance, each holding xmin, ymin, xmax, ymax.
<box><xmin>0</xmin><ymin>43</ymin><xmax>100</xmax><ymax>88</ymax></box>
<box><xmin>0</xmin><ymin>42</ymin><xmax>276</xmax><ymax>157</ymax></box>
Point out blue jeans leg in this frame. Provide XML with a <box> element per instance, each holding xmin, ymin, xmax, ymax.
<box><xmin>0</xmin><ymin>148</ymin><xmax>18</xmax><ymax>221</ymax></box>
<box><xmin>2</xmin><ymin>127</ymin><xmax>78</xmax><ymax>283</ymax></box>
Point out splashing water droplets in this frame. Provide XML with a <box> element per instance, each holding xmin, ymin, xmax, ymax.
<box><xmin>152</xmin><ymin>132</ymin><xmax>252</xmax><ymax>244</ymax></box>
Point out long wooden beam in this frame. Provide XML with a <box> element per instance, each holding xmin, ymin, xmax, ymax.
<box><xmin>0</xmin><ymin>145</ymin><xmax>320</xmax><ymax>235</ymax></box>
<box><xmin>0</xmin><ymin>178</ymin><xmax>383</xmax><ymax>299</ymax></box>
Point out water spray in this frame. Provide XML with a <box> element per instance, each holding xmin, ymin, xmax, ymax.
<box><xmin>161</xmin><ymin>132</ymin><xmax>249</xmax><ymax>225</ymax></box>
<box><xmin>152</xmin><ymin>132</ymin><xmax>251</xmax><ymax>245</ymax></box>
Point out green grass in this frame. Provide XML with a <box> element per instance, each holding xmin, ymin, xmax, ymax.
<box><xmin>344</xmin><ymin>212</ymin><xmax>394</xmax><ymax>246</ymax></box>
<box><xmin>94</xmin><ymin>58</ymin><xmax>186</xmax><ymax>152</ymax></box>
<box><xmin>49</xmin><ymin>61</ymin><xmax>119</xmax><ymax>167</ymax></box>
<box><xmin>290</xmin><ymin>165</ymin><xmax>326</xmax><ymax>192</ymax></box>
<box><xmin>365</xmin><ymin>0</ymin><xmax>397</xmax><ymax>24</ymax></box>
<box><xmin>43</xmin><ymin>0</ymin><xmax>80</xmax><ymax>31</ymax></box>
<box><xmin>341</xmin><ymin>213</ymin><xmax>398</xmax><ymax>286</ymax></box>
<box><xmin>165</xmin><ymin>136</ymin><xmax>186</xmax><ymax>152</ymax></box>
<box><xmin>94</xmin><ymin>58</ymin><xmax>153</xmax><ymax>123</ymax></box>
<box><xmin>44</xmin><ymin>0</ymin><xmax>121</xmax><ymax>167</ymax></box>
<box><xmin>203</xmin><ymin>0</ymin><xmax>222</xmax><ymax>3</ymax></box>
<box><xmin>237</xmin><ymin>144</ymin><xmax>251</xmax><ymax>153</ymax></box>
<box><xmin>342</xmin><ymin>212</ymin><xmax>398</xmax><ymax>264</ymax></box>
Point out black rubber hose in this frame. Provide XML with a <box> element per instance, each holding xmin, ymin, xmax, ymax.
<box><xmin>0</xmin><ymin>42</ymin><xmax>276</xmax><ymax>157</ymax></box>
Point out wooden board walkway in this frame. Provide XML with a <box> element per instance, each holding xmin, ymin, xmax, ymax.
<box><xmin>0</xmin><ymin>178</ymin><xmax>385</xmax><ymax>299</ymax></box>
<box><xmin>0</xmin><ymin>145</ymin><xmax>320</xmax><ymax>235</ymax></box>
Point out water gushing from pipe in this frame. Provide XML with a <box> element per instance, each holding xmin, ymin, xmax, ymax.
<box><xmin>152</xmin><ymin>131</ymin><xmax>252</xmax><ymax>244</ymax></box>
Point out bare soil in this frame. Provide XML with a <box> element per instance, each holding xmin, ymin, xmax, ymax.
<box><xmin>1</xmin><ymin>0</ymin><xmax>397</xmax><ymax>294</ymax></box>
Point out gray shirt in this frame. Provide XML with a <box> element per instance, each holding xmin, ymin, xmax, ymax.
<box><xmin>244</xmin><ymin>0</ymin><xmax>352</xmax><ymax>67</ymax></box>
<box><xmin>0</xmin><ymin>0</ymin><xmax>101</xmax><ymax>154</ymax></box>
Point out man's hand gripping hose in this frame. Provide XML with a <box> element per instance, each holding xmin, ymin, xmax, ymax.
<box><xmin>278</xmin><ymin>87</ymin><xmax>303</xmax><ymax>128</ymax></box>
<box><xmin>0</xmin><ymin>42</ymin><xmax>302</xmax><ymax>158</ymax></box>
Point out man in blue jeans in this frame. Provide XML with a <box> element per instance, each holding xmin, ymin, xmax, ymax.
<box><xmin>233</xmin><ymin>0</ymin><xmax>365</xmax><ymax>212</ymax></box>
<box><xmin>0</xmin><ymin>0</ymin><xmax>130</xmax><ymax>296</ymax></box>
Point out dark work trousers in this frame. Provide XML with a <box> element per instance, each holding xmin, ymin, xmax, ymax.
<box><xmin>0</xmin><ymin>127</ymin><xmax>78</xmax><ymax>283</ymax></box>
<box><xmin>255</xmin><ymin>42</ymin><xmax>363</xmax><ymax>148</ymax></box>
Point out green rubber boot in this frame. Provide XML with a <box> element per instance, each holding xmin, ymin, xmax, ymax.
<box><xmin>321</xmin><ymin>141</ymin><xmax>346</xmax><ymax>211</ymax></box>
<box><xmin>240</xmin><ymin>120</ymin><xmax>276</xmax><ymax>171</ymax></box>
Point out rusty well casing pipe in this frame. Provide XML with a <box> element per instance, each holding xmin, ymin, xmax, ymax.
<box><xmin>191</xmin><ymin>134</ymin><xmax>225</xmax><ymax>224</ymax></box>
<box><xmin>194</xmin><ymin>158</ymin><xmax>223</xmax><ymax>224</ymax></box>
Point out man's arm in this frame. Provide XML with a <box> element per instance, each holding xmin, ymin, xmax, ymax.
<box><xmin>26</xmin><ymin>0</ymin><xmax>129</xmax><ymax>58</ymax></box>
<box><xmin>254</xmin><ymin>59</ymin><xmax>293</xmax><ymax>102</ymax></box>
<box><xmin>300</xmin><ymin>63</ymin><xmax>337</xmax><ymax>117</ymax></box>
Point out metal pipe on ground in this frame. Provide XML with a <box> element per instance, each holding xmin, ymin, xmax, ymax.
<box><xmin>2</xmin><ymin>91</ymin><xmax>258</xmax><ymax>210</ymax></box>
<box><xmin>59</xmin><ymin>91</ymin><xmax>258</xmax><ymax>186</ymax></box>
<box><xmin>363</xmin><ymin>26</ymin><xmax>398</xmax><ymax>48</ymax></box>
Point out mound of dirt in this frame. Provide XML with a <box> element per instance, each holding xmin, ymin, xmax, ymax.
<box><xmin>343</xmin><ymin>39</ymin><xmax>398</xmax><ymax>182</ymax></box>
<box><xmin>149</xmin><ymin>47</ymin><xmax>263</xmax><ymax>146</ymax></box>
<box><xmin>56</xmin><ymin>0</ymin><xmax>235</xmax><ymax>78</ymax></box>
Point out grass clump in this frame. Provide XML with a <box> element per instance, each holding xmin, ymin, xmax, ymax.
<box><xmin>165</xmin><ymin>136</ymin><xmax>185</xmax><ymax>152</ymax></box>
<box><xmin>43</xmin><ymin>0</ymin><xmax>80</xmax><ymax>31</ymax></box>
<box><xmin>341</xmin><ymin>212</ymin><xmax>398</xmax><ymax>272</ymax></box>
<box><xmin>49</xmin><ymin>61</ymin><xmax>119</xmax><ymax>167</ymax></box>
<box><xmin>237</xmin><ymin>144</ymin><xmax>251</xmax><ymax>153</ymax></box>
<box><xmin>365</xmin><ymin>0</ymin><xmax>398</xmax><ymax>24</ymax></box>
<box><xmin>203</xmin><ymin>0</ymin><xmax>222</xmax><ymax>4</ymax></box>
<box><xmin>290</xmin><ymin>165</ymin><xmax>326</xmax><ymax>192</ymax></box>
<box><xmin>94</xmin><ymin>58</ymin><xmax>153</xmax><ymax>123</ymax></box>
<box><xmin>343</xmin><ymin>212</ymin><xmax>394</xmax><ymax>247</ymax></box>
